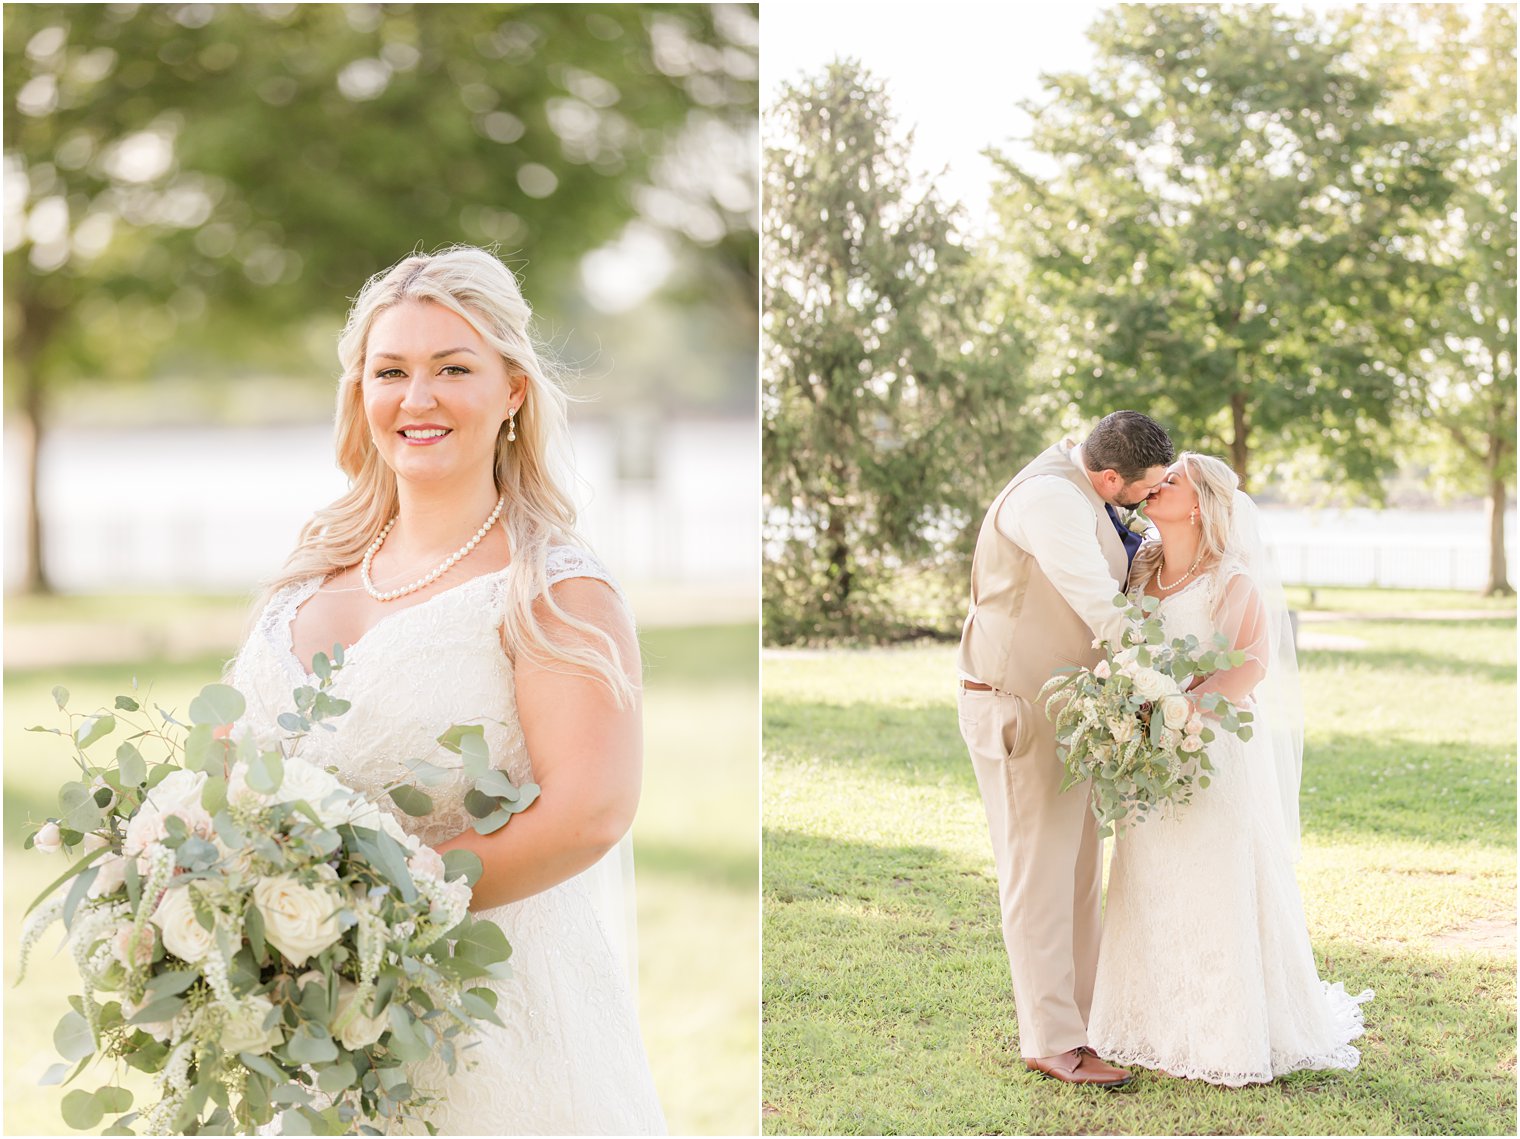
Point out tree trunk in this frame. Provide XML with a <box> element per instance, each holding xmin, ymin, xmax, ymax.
<box><xmin>1483</xmin><ymin>436</ymin><xmax>1513</xmax><ymax>597</ymax></box>
<box><xmin>15</xmin><ymin>301</ymin><xmax>56</xmax><ymax>595</ymax></box>
<box><xmin>1229</xmin><ymin>390</ymin><xmax>1250</xmax><ymax>492</ymax></box>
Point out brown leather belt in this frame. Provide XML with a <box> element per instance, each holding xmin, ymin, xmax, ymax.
<box><xmin>960</xmin><ymin>679</ymin><xmax>995</xmax><ymax>692</ymax></box>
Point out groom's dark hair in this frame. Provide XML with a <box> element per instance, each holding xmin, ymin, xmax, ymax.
<box><xmin>1083</xmin><ymin>411</ymin><xmax>1174</xmax><ymax>482</ymax></box>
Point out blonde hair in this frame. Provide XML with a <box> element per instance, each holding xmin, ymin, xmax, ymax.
<box><xmin>254</xmin><ymin>245</ymin><xmax>634</xmax><ymax>707</ymax></box>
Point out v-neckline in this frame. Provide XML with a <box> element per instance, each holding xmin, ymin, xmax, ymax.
<box><xmin>279</xmin><ymin>563</ymin><xmax>514</xmax><ymax>684</ymax></box>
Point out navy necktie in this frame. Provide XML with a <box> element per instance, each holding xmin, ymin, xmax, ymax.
<box><xmin>1105</xmin><ymin>503</ymin><xmax>1143</xmax><ymax>570</ymax></box>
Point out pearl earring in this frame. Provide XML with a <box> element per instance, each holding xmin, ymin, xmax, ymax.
<box><xmin>507</xmin><ymin>408</ymin><xmax>517</xmax><ymax>442</ymax></box>
<box><xmin>1190</xmin><ymin>508</ymin><xmax>1198</xmax><ymax>527</ymax></box>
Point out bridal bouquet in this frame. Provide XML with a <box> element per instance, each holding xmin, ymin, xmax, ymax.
<box><xmin>1038</xmin><ymin>593</ymin><xmax>1254</xmax><ymax>838</ymax></box>
<box><xmin>18</xmin><ymin>650</ymin><xmax>535</xmax><ymax>1136</ymax></box>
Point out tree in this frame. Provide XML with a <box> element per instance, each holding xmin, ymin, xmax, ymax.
<box><xmin>1371</xmin><ymin>5</ymin><xmax>1515</xmax><ymax>595</ymax></box>
<box><xmin>990</xmin><ymin>4</ymin><xmax>1453</xmax><ymax>494</ymax></box>
<box><xmin>3</xmin><ymin>3</ymin><xmax>757</xmax><ymax>592</ymax></box>
<box><xmin>763</xmin><ymin>61</ymin><xmax>1035</xmax><ymax>641</ymax></box>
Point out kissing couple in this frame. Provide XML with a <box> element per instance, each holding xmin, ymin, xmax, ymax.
<box><xmin>956</xmin><ymin>410</ymin><xmax>1372</xmax><ymax>1088</ymax></box>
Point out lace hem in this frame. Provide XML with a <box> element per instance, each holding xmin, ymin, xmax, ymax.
<box><xmin>1094</xmin><ymin>983</ymin><xmax>1374</xmax><ymax>1087</ymax></box>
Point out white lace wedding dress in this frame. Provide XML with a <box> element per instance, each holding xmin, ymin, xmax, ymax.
<box><xmin>1087</xmin><ymin>572</ymin><xmax>1372</xmax><ymax>1086</ymax></box>
<box><xmin>228</xmin><ymin>545</ymin><xmax>667</xmax><ymax>1135</ymax></box>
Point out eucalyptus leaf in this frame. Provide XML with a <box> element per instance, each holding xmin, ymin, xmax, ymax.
<box><xmin>316</xmin><ymin>1061</ymin><xmax>358</xmax><ymax>1095</ymax></box>
<box><xmin>54</xmin><ymin>1010</ymin><xmax>95</xmax><ymax>1062</ymax></box>
<box><xmin>61</xmin><ymin>865</ymin><xmax>101</xmax><ymax>929</ymax></box>
<box><xmin>311</xmin><ymin>653</ymin><xmax>332</xmax><ymax>681</ymax></box>
<box><xmin>387</xmin><ymin>785</ymin><xmax>434</xmax><ymax>817</ymax></box>
<box><xmin>463</xmin><ymin>789</ymin><xmax>498</xmax><ymax>819</ymax></box>
<box><xmin>405</xmin><ymin>760</ymin><xmax>454</xmax><ymax>788</ymax></box>
<box><xmin>247</xmin><ymin>751</ymin><xmax>285</xmax><ymax>796</ymax></box>
<box><xmin>116</xmin><ymin>742</ymin><xmax>147</xmax><ymax>786</ymax></box>
<box><xmin>53</xmin><ymin>685</ymin><xmax>70</xmax><ymax>710</ymax></box>
<box><xmin>61</xmin><ymin>1089</ymin><xmax>104</xmax><ymax>1130</ymax></box>
<box><xmin>278</xmin><ymin>713</ymin><xmax>307</xmax><ymax>733</ymax></box>
<box><xmin>128</xmin><ymin>994</ymin><xmax>186</xmax><ymax>1025</ymax></box>
<box><xmin>144</xmin><ymin>970</ymin><xmax>201</xmax><ymax>1000</ymax></box>
<box><xmin>189</xmin><ymin>684</ymin><xmax>246</xmax><ymax>727</ymax></box>
<box><xmin>384</xmin><ymin>1006</ymin><xmax>430</xmax><ymax>1063</ymax></box>
<box><xmin>459</xmin><ymin>734</ymin><xmax>491</xmax><ymax>778</ymax></box>
<box><xmin>97</xmin><ymin>1086</ymin><xmax>134</xmax><ymax>1113</ymax></box>
<box><xmin>75</xmin><ymin>714</ymin><xmax>116</xmax><ymax>750</ymax></box>
<box><xmin>471</xmin><ymin>807</ymin><xmax>512</xmax><ymax>835</ymax></box>
<box><xmin>435</xmin><ymin>723</ymin><xmax>485</xmax><ymax>755</ymax></box>
<box><xmin>183</xmin><ymin>724</ymin><xmax>219</xmax><ymax>773</ymax></box>
<box><xmin>471</xmin><ymin>769</ymin><xmax>519</xmax><ymax>801</ymax></box>
<box><xmin>442</xmin><ymin>849</ymin><xmax>484</xmax><ymax>886</ymax></box>
<box><xmin>238</xmin><ymin>1051</ymin><xmax>287</xmax><ymax>1084</ymax></box>
<box><xmin>285</xmin><ymin>1023</ymin><xmax>339</xmax><ymax>1065</ymax></box>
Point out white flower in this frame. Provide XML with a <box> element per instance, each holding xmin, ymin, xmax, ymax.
<box><xmin>1092</xmin><ymin>660</ymin><xmax>1111</xmax><ymax>680</ymax></box>
<box><xmin>89</xmin><ymin>851</ymin><xmax>129</xmax><ymax>899</ymax></box>
<box><xmin>334</xmin><ymin>980</ymin><xmax>388</xmax><ymax>1050</ymax></box>
<box><xmin>81</xmin><ymin>831</ymin><xmax>110</xmax><ymax>854</ymax></box>
<box><xmin>1180</xmin><ymin>734</ymin><xmax>1204</xmax><ymax>754</ymax></box>
<box><xmin>1108</xmin><ymin>717</ymin><xmax>1137</xmax><ymax>744</ymax></box>
<box><xmin>253</xmin><ymin>876</ymin><xmax>343</xmax><ymax>966</ymax></box>
<box><xmin>110</xmin><ymin>922</ymin><xmax>156</xmax><ymax>968</ymax></box>
<box><xmin>376</xmin><ymin>811</ymin><xmax>410</xmax><ymax>847</ymax></box>
<box><xmin>152</xmin><ymin>884</ymin><xmax>216</xmax><ymax>963</ymax></box>
<box><xmin>33</xmin><ymin>821</ymin><xmax>63</xmax><ymax>854</ymax></box>
<box><xmin>269</xmin><ymin>758</ymin><xmax>352</xmax><ymax>826</ymax></box>
<box><xmin>1160</xmin><ymin>694</ymin><xmax>1191</xmax><ymax>730</ymax></box>
<box><xmin>144</xmin><ymin>769</ymin><xmax>209</xmax><ymax>816</ymax></box>
<box><xmin>408</xmin><ymin>845</ymin><xmax>447</xmax><ymax>884</ymax></box>
<box><xmin>126</xmin><ymin>770</ymin><xmax>212</xmax><ymax>856</ymax></box>
<box><xmin>221</xmin><ymin>995</ymin><xmax>283</xmax><ymax>1055</ymax></box>
<box><xmin>1131</xmin><ymin>667</ymin><xmax>1180</xmax><ymax>703</ymax></box>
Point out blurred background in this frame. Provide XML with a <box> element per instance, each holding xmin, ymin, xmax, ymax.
<box><xmin>762</xmin><ymin>1</ymin><xmax>1515</xmax><ymax>642</ymax></box>
<box><xmin>4</xmin><ymin>4</ymin><xmax>758</xmax><ymax>1134</ymax></box>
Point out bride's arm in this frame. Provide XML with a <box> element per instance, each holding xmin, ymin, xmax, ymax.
<box><xmin>1187</xmin><ymin>571</ymin><xmax>1270</xmax><ymax>709</ymax></box>
<box><xmin>435</xmin><ymin>577</ymin><xmax>642</xmax><ymax>910</ymax></box>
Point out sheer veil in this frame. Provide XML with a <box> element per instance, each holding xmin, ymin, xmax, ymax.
<box><xmin>1228</xmin><ymin>491</ymin><xmax>1305</xmax><ymax>862</ymax></box>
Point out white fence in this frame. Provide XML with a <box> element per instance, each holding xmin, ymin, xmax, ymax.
<box><xmin>3</xmin><ymin>419</ymin><xmax>758</xmax><ymax>595</ymax></box>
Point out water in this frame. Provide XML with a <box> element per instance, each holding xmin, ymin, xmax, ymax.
<box><xmin>3</xmin><ymin>420</ymin><xmax>759</xmax><ymax>593</ymax></box>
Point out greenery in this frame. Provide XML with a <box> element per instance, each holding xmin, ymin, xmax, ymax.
<box><xmin>762</xmin><ymin>61</ymin><xmax>1037</xmax><ymax>643</ymax></box>
<box><xmin>763</xmin><ymin>597</ymin><xmax>1515</xmax><ymax>1135</ymax></box>
<box><xmin>5</xmin><ymin>600</ymin><xmax>759</xmax><ymax>1136</ymax></box>
<box><xmin>4</xmin><ymin>2</ymin><xmax>759</xmax><ymax>592</ymax></box>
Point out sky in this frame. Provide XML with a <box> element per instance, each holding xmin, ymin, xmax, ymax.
<box><xmin>760</xmin><ymin>1</ymin><xmax>1110</xmax><ymax>220</ymax></box>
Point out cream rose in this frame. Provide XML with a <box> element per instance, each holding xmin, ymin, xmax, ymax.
<box><xmin>1108</xmin><ymin>716</ymin><xmax>1137</xmax><ymax>744</ymax></box>
<box><xmin>1180</xmin><ymin>734</ymin><xmax>1204</xmax><ymax>753</ymax></box>
<box><xmin>1131</xmin><ymin>667</ymin><xmax>1179</xmax><ymax>703</ymax></box>
<box><xmin>33</xmin><ymin>821</ymin><xmax>63</xmax><ymax>854</ymax></box>
<box><xmin>333</xmin><ymin>980</ymin><xmax>388</xmax><ymax>1050</ymax></box>
<box><xmin>221</xmin><ymin>995</ymin><xmax>284</xmax><ymax>1055</ymax></box>
<box><xmin>152</xmin><ymin>884</ymin><xmax>216</xmax><ymax>963</ymax></box>
<box><xmin>81</xmin><ymin>831</ymin><xmax>110</xmax><ymax>854</ymax></box>
<box><xmin>253</xmin><ymin>876</ymin><xmax>343</xmax><ymax>966</ymax></box>
<box><xmin>269</xmin><ymin>758</ymin><xmax>352</xmax><ymax>825</ymax></box>
<box><xmin>1160</xmin><ymin>694</ymin><xmax>1191</xmax><ymax>730</ymax></box>
<box><xmin>89</xmin><ymin>851</ymin><xmax>129</xmax><ymax>899</ymax></box>
<box><xmin>1092</xmin><ymin>660</ymin><xmax>1111</xmax><ymax>680</ymax></box>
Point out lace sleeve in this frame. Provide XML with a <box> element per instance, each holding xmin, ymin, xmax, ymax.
<box><xmin>543</xmin><ymin>546</ymin><xmax>630</xmax><ymax>612</ymax></box>
<box><xmin>1189</xmin><ymin>566</ymin><xmax>1268</xmax><ymax>707</ymax></box>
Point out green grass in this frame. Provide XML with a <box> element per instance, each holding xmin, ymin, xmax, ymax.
<box><xmin>4</xmin><ymin>598</ymin><xmax>758</xmax><ymax>1136</ymax></box>
<box><xmin>763</xmin><ymin>599</ymin><xmax>1516</xmax><ymax>1136</ymax></box>
<box><xmin>1284</xmin><ymin>585</ymin><xmax>1516</xmax><ymax>613</ymax></box>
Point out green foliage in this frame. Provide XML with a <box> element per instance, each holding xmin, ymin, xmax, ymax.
<box><xmin>990</xmin><ymin>4</ymin><xmax>1456</xmax><ymax>493</ymax></box>
<box><xmin>763</xmin><ymin>60</ymin><xmax>1041</xmax><ymax>643</ymax></box>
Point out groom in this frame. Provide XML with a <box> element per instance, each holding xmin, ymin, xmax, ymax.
<box><xmin>957</xmin><ymin>410</ymin><xmax>1173</xmax><ymax>1087</ymax></box>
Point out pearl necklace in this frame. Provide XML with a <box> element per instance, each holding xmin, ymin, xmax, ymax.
<box><xmin>1154</xmin><ymin>547</ymin><xmax>1206</xmax><ymax>592</ymax></box>
<box><xmin>362</xmin><ymin>495</ymin><xmax>505</xmax><ymax>602</ymax></box>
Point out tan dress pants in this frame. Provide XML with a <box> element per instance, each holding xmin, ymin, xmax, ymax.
<box><xmin>958</xmin><ymin>685</ymin><xmax>1102</xmax><ymax>1059</ymax></box>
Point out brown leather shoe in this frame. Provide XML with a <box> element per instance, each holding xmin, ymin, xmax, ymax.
<box><xmin>1025</xmin><ymin>1046</ymin><xmax>1133</xmax><ymax>1087</ymax></box>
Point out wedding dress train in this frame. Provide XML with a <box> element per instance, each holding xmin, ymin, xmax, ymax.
<box><xmin>1087</xmin><ymin>572</ymin><xmax>1372</xmax><ymax>1086</ymax></box>
<box><xmin>230</xmin><ymin>545</ymin><xmax>667</xmax><ymax>1134</ymax></box>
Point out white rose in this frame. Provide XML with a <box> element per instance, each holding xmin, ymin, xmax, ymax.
<box><xmin>1160</xmin><ymin>694</ymin><xmax>1191</xmax><ymax>730</ymax></box>
<box><xmin>110</xmin><ymin>922</ymin><xmax>156</xmax><ymax>968</ymax></box>
<box><xmin>33</xmin><ymin>821</ymin><xmax>63</xmax><ymax>854</ymax></box>
<box><xmin>81</xmin><ymin>831</ymin><xmax>110</xmax><ymax>854</ymax></box>
<box><xmin>221</xmin><ymin>995</ymin><xmax>284</xmax><ymax>1055</ymax></box>
<box><xmin>144</xmin><ymin>770</ymin><xmax>208</xmax><ymax>816</ymax></box>
<box><xmin>1092</xmin><ymin>660</ymin><xmax>1111</xmax><ymax>680</ymax></box>
<box><xmin>408</xmin><ymin>845</ymin><xmax>447</xmax><ymax>884</ymax></box>
<box><xmin>270</xmin><ymin>758</ymin><xmax>352</xmax><ymax>826</ymax></box>
<box><xmin>334</xmin><ymin>980</ymin><xmax>388</xmax><ymax>1051</ymax></box>
<box><xmin>1180</xmin><ymin>734</ymin><xmax>1204</xmax><ymax>753</ymax></box>
<box><xmin>1108</xmin><ymin>717</ymin><xmax>1137</xmax><ymax>744</ymax></box>
<box><xmin>89</xmin><ymin>851</ymin><xmax>129</xmax><ymax>899</ymax></box>
<box><xmin>1131</xmin><ymin>667</ymin><xmax>1179</xmax><ymax>703</ymax></box>
<box><xmin>253</xmin><ymin>876</ymin><xmax>343</xmax><ymax>966</ymax></box>
<box><xmin>151</xmin><ymin>884</ymin><xmax>216</xmax><ymax>963</ymax></box>
<box><xmin>126</xmin><ymin>770</ymin><xmax>212</xmax><ymax>856</ymax></box>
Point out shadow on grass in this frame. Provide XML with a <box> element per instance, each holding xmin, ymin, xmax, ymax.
<box><xmin>764</xmin><ymin>827</ymin><xmax>1030</xmax><ymax>1136</ymax></box>
<box><xmin>766</xmin><ymin>699</ymin><xmax>1514</xmax><ymax>851</ymax></box>
<box><xmin>764</xmin><ymin>822</ymin><xmax>1516</xmax><ymax>1137</ymax></box>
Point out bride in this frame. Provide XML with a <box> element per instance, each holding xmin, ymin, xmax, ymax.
<box><xmin>1087</xmin><ymin>452</ymin><xmax>1373</xmax><ymax>1086</ymax></box>
<box><xmin>228</xmin><ymin>246</ymin><xmax>667</xmax><ymax>1133</ymax></box>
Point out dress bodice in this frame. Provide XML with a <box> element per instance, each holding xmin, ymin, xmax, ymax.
<box><xmin>228</xmin><ymin>545</ymin><xmax>619</xmax><ymax>848</ymax></box>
